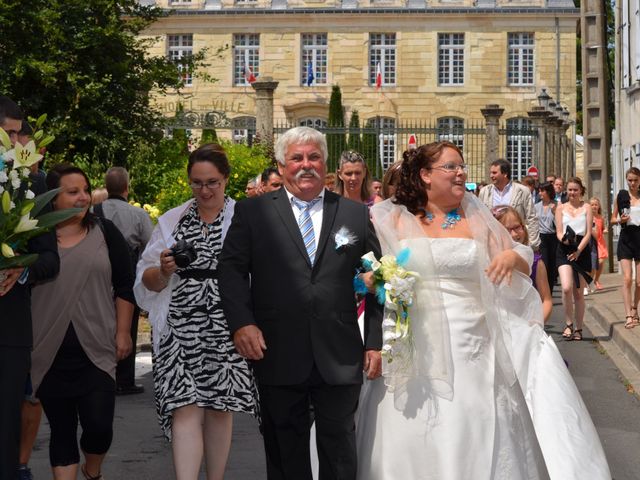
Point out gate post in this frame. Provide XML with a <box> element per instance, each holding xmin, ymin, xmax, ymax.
<box><xmin>527</xmin><ymin>106</ymin><xmax>551</xmax><ymax>178</ymax></box>
<box><xmin>481</xmin><ymin>104</ymin><xmax>504</xmax><ymax>178</ymax></box>
<box><xmin>252</xmin><ymin>76</ymin><xmax>279</xmax><ymax>144</ymax></box>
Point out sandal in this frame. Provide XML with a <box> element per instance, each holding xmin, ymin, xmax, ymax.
<box><xmin>572</xmin><ymin>329</ymin><xmax>583</xmax><ymax>341</ymax></box>
<box><xmin>562</xmin><ymin>324</ymin><xmax>573</xmax><ymax>340</ymax></box>
<box><xmin>625</xmin><ymin>315</ymin><xmax>638</xmax><ymax>329</ymax></box>
<box><xmin>81</xmin><ymin>465</ymin><xmax>103</xmax><ymax>480</ymax></box>
<box><xmin>632</xmin><ymin>307</ymin><xmax>640</xmax><ymax>324</ymax></box>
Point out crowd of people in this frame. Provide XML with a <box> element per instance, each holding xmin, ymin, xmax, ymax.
<box><xmin>1</xmin><ymin>91</ymin><xmax>631</xmax><ymax>480</ymax></box>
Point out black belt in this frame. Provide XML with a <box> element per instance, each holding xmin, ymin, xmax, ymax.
<box><xmin>177</xmin><ymin>269</ymin><xmax>218</xmax><ymax>280</ymax></box>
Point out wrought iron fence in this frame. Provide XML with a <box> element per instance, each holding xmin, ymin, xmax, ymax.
<box><xmin>274</xmin><ymin>118</ymin><xmax>486</xmax><ymax>182</ymax></box>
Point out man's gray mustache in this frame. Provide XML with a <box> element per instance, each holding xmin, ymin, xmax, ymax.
<box><xmin>295</xmin><ymin>169</ymin><xmax>321</xmax><ymax>180</ymax></box>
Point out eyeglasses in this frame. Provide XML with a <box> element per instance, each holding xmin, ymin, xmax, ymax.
<box><xmin>503</xmin><ymin>224</ymin><xmax>524</xmax><ymax>234</ymax></box>
<box><xmin>190</xmin><ymin>179</ymin><xmax>224</xmax><ymax>191</ymax></box>
<box><xmin>429</xmin><ymin>163</ymin><xmax>468</xmax><ymax>174</ymax></box>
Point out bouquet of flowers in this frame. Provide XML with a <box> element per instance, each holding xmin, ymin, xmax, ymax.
<box><xmin>0</xmin><ymin>117</ymin><xmax>80</xmax><ymax>271</ymax></box>
<box><xmin>355</xmin><ymin>248</ymin><xmax>420</xmax><ymax>362</ymax></box>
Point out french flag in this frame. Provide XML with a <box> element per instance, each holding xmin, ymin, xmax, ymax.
<box><xmin>375</xmin><ymin>62</ymin><xmax>382</xmax><ymax>90</ymax></box>
<box><xmin>306</xmin><ymin>62</ymin><xmax>315</xmax><ymax>87</ymax></box>
<box><xmin>244</xmin><ymin>64</ymin><xmax>257</xmax><ymax>84</ymax></box>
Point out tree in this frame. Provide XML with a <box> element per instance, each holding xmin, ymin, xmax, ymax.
<box><xmin>0</xmin><ymin>0</ymin><xmax>209</xmax><ymax>166</ymax></box>
<box><xmin>200</xmin><ymin>129</ymin><xmax>218</xmax><ymax>145</ymax></box>
<box><xmin>347</xmin><ymin>110</ymin><xmax>363</xmax><ymax>153</ymax></box>
<box><xmin>362</xmin><ymin>118</ymin><xmax>380</xmax><ymax>171</ymax></box>
<box><xmin>326</xmin><ymin>85</ymin><xmax>347</xmax><ymax>171</ymax></box>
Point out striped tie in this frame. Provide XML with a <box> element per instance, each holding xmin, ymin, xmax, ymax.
<box><xmin>292</xmin><ymin>197</ymin><xmax>322</xmax><ymax>264</ymax></box>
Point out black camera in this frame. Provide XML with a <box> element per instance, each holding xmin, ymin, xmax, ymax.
<box><xmin>170</xmin><ymin>240</ymin><xmax>197</xmax><ymax>268</ymax></box>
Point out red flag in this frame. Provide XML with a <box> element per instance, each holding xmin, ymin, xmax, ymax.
<box><xmin>244</xmin><ymin>64</ymin><xmax>256</xmax><ymax>84</ymax></box>
<box><xmin>375</xmin><ymin>62</ymin><xmax>382</xmax><ymax>90</ymax></box>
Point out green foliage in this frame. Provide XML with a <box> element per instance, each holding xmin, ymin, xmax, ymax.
<box><xmin>347</xmin><ymin>110</ymin><xmax>363</xmax><ymax>153</ymax></box>
<box><xmin>361</xmin><ymin>120</ymin><xmax>380</xmax><ymax>171</ymax></box>
<box><xmin>224</xmin><ymin>141</ymin><xmax>272</xmax><ymax>200</ymax></box>
<box><xmin>0</xmin><ymin>0</ymin><xmax>210</xmax><ymax>166</ymax></box>
<box><xmin>128</xmin><ymin>138</ymin><xmax>271</xmax><ymax>213</ymax></box>
<box><xmin>327</xmin><ymin>85</ymin><xmax>347</xmax><ymax>171</ymax></box>
<box><xmin>200</xmin><ymin>129</ymin><xmax>218</xmax><ymax>145</ymax></box>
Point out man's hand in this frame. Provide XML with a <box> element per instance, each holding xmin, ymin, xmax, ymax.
<box><xmin>116</xmin><ymin>331</ymin><xmax>133</xmax><ymax>361</ymax></box>
<box><xmin>233</xmin><ymin>325</ymin><xmax>267</xmax><ymax>360</ymax></box>
<box><xmin>0</xmin><ymin>267</ymin><xmax>25</xmax><ymax>297</ymax></box>
<box><xmin>361</xmin><ymin>271</ymin><xmax>376</xmax><ymax>293</ymax></box>
<box><xmin>363</xmin><ymin>349</ymin><xmax>382</xmax><ymax>380</ymax></box>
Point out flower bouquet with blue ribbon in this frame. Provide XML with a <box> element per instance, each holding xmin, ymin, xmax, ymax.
<box><xmin>354</xmin><ymin>248</ymin><xmax>420</xmax><ymax>362</ymax></box>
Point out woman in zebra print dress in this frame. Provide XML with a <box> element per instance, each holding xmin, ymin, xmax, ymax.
<box><xmin>134</xmin><ymin>144</ymin><xmax>258</xmax><ymax>480</ymax></box>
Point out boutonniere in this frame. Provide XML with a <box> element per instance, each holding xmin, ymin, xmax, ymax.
<box><xmin>334</xmin><ymin>226</ymin><xmax>357</xmax><ymax>251</ymax></box>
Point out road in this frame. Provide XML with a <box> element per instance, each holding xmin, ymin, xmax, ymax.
<box><xmin>28</xmin><ymin>290</ymin><xmax>640</xmax><ymax>479</ymax></box>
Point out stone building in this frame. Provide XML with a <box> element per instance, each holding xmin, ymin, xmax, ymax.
<box><xmin>140</xmin><ymin>0</ymin><xmax>578</xmax><ymax>176</ymax></box>
<box><xmin>613</xmin><ymin>0</ymin><xmax>640</xmax><ymax>192</ymax></box>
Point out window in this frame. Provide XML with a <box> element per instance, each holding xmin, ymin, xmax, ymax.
<box><xmin>437</xmin><ymin>117</ymin><xmax>464</xmax><ymax>151</ymax></box>
<box><xmin>233</xmin><ymin>34</ymin><xmax>260</xmax><ymax>86</ymax></box>
<box><xmin>508</xmin><ymin>33</ymin><xmax>534</xmax><ymax>86</ymax></box>
<box><xmin>169</xmin><ymin>0</ymin><xmax>193</xmax><ymax>4</ymax></box>
<box><xmin>369</xmin><ymin>33</ymin><xmax>396</xmax><ymax>86</ymax></box>
<box><xmin>167</xmin><ymin>34</ymin><xmax>193</xmax><ymax>86</ymax></box>
<box><xmin>506</xmin><ymin>118</ymin><xmax>533</xmax><ymax>180</ymax></box>
<box><xmin>235</xmin><ymin>0</ymin><xmax>257</xmax><ymax>3</ymax></box>
<box><xmin>366</xmin><ymin>117</ymin><xmax>396</xmax><ymax>170</ymax></box>
<box><xmin>299</xmin><ymin>118</ymin><xmax>327</xmax><ymax>129</ymax></box>
<box><xmin>301</xmin><ymin>34</ymin><xmax>328</xmax><ymax>86</ymax></box>
<box><xmin>438</xmin><ymin>33</ymin><xmax>464</xmax><ymax>85</ymax></box>
<box><xmin>232</xmin><ymin>117</ymin><xmax>256</xmax><ymax>144</ymax></box>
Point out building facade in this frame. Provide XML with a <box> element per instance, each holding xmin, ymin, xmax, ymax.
<box><xmin>614</xmin><ymin>0</ymin><xmax>640</xmax><ymax>191</ymax></box>
<box><xmin>141</xmin><ymin>0</ymin><xmax>578</xmax><ymax>177</ymax></box>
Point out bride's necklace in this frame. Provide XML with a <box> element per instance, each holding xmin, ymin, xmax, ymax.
<box><xmin>425</xmin><ymin>208</ymin><xmax>462</xmax><ymax>230</ymax></box>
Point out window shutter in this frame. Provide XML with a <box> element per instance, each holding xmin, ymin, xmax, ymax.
<box><xmin>634</xmin><ymin>0</ymin><xmax>640</xmax><ymax>82</ymax></box>
<box><xmin>623</xmin><ymin>0</ymin><xmax>630</xmax><ymax>88</ymax></box>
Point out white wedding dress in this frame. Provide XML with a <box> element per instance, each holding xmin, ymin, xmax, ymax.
<box><xmin>355</xmin><ymin>237</ymin><xmax>611</xmax><ymax>480</ymax></box>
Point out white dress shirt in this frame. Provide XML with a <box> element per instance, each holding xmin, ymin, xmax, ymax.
<box><xmin>492</xmin><ymin>181</ymin><xmax>513</xmax><ymax>207</ymax></box>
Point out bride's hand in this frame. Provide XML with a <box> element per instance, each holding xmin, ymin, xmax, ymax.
<box><xmin>485</xmin><ymin>250</ymin><xmax>525</xmax><ymax>285</ymax></box>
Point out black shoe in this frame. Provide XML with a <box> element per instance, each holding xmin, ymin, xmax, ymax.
<box><xmin>116</xmin><ymin>384</ymin><xmax>145</xmax><ymax>395</ymax></box>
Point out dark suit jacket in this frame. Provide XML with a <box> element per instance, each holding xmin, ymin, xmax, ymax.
<box><xmin>0</xmin><ymin>175</ymin><xmax>59</xmax><ymax>347</ymax></box>
<box><xmin>219</xmin><ymin>188</ymin><xmax>383</xmax><ymax>386</ymax></box>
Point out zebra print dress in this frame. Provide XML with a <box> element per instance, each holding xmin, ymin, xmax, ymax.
<box><xmin>154</xmin><ymin>199</ymin><xmax>258</xmax><ymax>440</ymax></box>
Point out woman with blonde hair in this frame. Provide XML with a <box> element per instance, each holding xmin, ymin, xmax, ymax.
<box><xmin>495</xmin><ymin>206</ymin><xmax>553</xmax><ymax>323</ymax></box>
<box><xmin>335</xmin><ymin>150</ymin><xmax>382</xmax><ymax>207</ymax></box>
<box><xmin>589</xmin><ymin>197</ymin><xmax>608</xmax><ymax>290</ymax></box>
<box><xmin>555</xmin><ymin>177</ymin><xmax>593</xmax><ymax>341</ymax></box>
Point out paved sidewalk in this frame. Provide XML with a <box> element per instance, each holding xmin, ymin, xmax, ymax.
<box><xmin>584</xmin><ymin>272</ymin><xmax>640</xmax><ymax>393</ymax></box>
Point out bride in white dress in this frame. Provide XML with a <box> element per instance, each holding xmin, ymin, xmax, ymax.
<box><xmin>355</xmin><ymin>142</ymin><xmax>611</xmax><ymax>480</ymax></box>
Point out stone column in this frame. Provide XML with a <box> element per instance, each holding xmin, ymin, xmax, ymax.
<box><xmin>553</xmin><ymin>117</ymin><xmax>564</xmax><ymax>180</ymax></box>
<box><xmin>543</xmin><ymin>114</ymin><xmax>558</xmax><ymax>176</ymax></box>
<box><xmin>252</xmin><ymin>76</ymin><xmax>279</xmax><ymax>144</ymax></box>
<box><xmin>527</xmin><ymin>106</ymin><xmax>551</xmax><ymax>178</ymax></box>
<box><xmin>481</xmin><ymin>104</ymin><xmax>504</xmax><ymax>178</ymax></box>
<box><xmin>560</xmin><ymin>120</ymin><xmax>572</xmax><ymax>181</ymax></box>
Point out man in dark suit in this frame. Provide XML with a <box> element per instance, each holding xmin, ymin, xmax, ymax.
<box><xmin>0</xmin><ymin>96</ymin><xmax>59</xmax><ymax>480</ymax></box>
<box><xmin>219</xmin><ymin>126</ymin><xmax>383</xmax><ymax>480</ymax></box>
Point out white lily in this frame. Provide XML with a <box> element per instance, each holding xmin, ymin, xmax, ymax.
<box><xmin>0</xmin><ymin>128</ymin><xmax>11</xmax><ymax>150</ymax></box>
<box><xmin>14</xmin><ymin>214</ymin><xmax>39</xmax><ymax>233</ymax></box>
<box><xmin>1</xmin><ymin>243</ymin><xmax>15</xmax><ymax>258</ymax></box>
<box><xmin>361</xmin><ymin>251</ymin><xmax>381</xmax><ymax>272</ymax></box>
<box><xmin>4</xmin><ymin>140</ymin><xmax>43</xmax><ymax>168</ymax></box>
